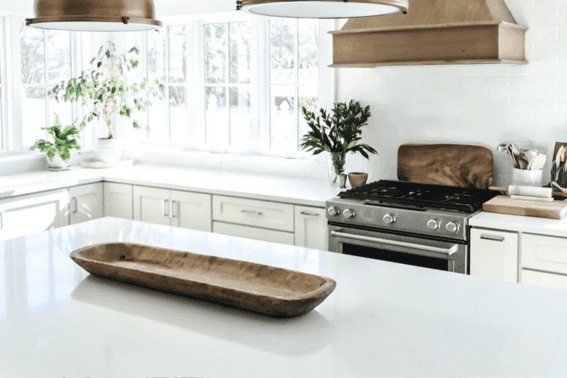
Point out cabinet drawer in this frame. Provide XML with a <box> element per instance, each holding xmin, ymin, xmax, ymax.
<box><xmin>521</xmin><ymin>234</ymin><xmax>567</xmax><ymax>275</ymax></box>
<box><xmin>470</xmin><ymin>228</ymin><xmax>518</xmax><ymax>282</ymax></box>
<box><xmin>213</xmin><ymin>221</ymin><xmax>294</xmax><ymax>245</ymax></box>
<box><xmin>521</xmin><ymin>269</ymin><xmax>567</xmax><ymax>291</ymax></box>
<box><xmin>212</xmin><ymin>196</ymin><xmax>293</xmax><ymax>232</ymax></box>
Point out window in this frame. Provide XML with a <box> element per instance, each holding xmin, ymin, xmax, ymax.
<box><xmin>268</xmin><ymin>19</ymin><xmax>318</xmax><ymax>153</ymax></box>
<box><xmin>146</xmin><ymin>25</ymin><xmax>190</xmax><ymax>144</ymax></box>
<box><xmin>144</xmin><ymin>13</ymin><xmax>320</xmax><ymax>156</ymax></box>
<box><xmin>0</xmin><ymin>17</ymin><xmax>6</xmax><ymax>150</ymax></box>
<box><xmin>19</xmin><ymin>26</ymin><xmax>73</xmax><ymax>147</ymax></box>
<box><xmin>204</xmin><ymin>21</ymin><xmax>251</xmax><ymax>150</ymax></box>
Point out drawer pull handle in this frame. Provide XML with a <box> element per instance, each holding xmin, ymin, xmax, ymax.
<box><xmin>300</xmin><ymin>211</ymin><xmax>319</xmax><ymax>217</ymax></box>
<box><xmin>480</xmin><ymin>234</ymin><xmax>505</xmax><ymax>242</ymax></box>
<box><xmin>163</xmin><ymin>199</ymin><xmax>169</xmax><ymax>217</ymax></box>
<box><xmin>241</xmin><ymin>209</ymin><xmax>263</xmax><ymax>216</ymax></box>
<box><xmin>171</xmin><ymin>200</ymin><xmax>177</xmax><ymax>218</ymax></box>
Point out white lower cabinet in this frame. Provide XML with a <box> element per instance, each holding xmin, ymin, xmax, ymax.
<box><xmin>0</xmin><ymin>189</ymin><xmax>69</xmax><ymax>241</ymax></box>
<box><xmin>213</xmin><ymin>221</ymin><xmax>294</xmax><ymax>245</ymax></box>
<box><xmin>294</xmin><ymin>205</ymin><xmax>328</xmax><ymax>250</ymax></box>
<box><xmin>104</xmin><ymin>182</ymin><xmax>133</xmax><ymax>219</ymax></box>
<box><xmin>133</xmin><ymin>185</ymin><xmax>212</xmax><ymax>232</ymax></box>
<box><xmin>520</xmin><ymin>234</ymin><xmax>567</xmax><ymax>290</ymax></box>
<box><xmin>212</xmin><ymin>195</ymin><xmax>295</xmax><ymax>245</ymax></box>
<box><xmin>69</xmin><ymin>183</ymin><xmax>104</xmax><ymax>224</ymax></box>
<box><xmin>521</xmin><ymin>269</ymin><xmax>567</xmax><ymax>291</ymax></box>
<box><xmin>470</xmin><ymin>228</ymin><xmax>519</xmax><ymax>282</ymax></box>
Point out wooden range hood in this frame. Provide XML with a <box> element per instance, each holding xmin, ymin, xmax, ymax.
<box><xmin>330</xmin><ymin>0</ymin><xmax>527</xmax><ymax>67</ymax></box>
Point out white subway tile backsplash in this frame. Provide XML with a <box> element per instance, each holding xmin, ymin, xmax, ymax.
<box><xmin>333</xmin><ymin>0</ymin><xmax>567</xmax><ymax>184</ymax></box>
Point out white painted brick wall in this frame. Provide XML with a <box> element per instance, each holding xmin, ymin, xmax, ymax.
<box><xmin>335</xmin><ymin>0</ymin><xmax>567</xmax><ymax>187</ymax></box>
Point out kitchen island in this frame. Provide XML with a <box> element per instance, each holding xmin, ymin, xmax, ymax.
<box><xmin>1</xmin><ymin>218</ymin><xmax>566</xmax><ymax>377</ymax></box>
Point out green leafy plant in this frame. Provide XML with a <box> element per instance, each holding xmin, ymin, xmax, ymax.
<box><xmin>49</xmin><ymin>41</ymin><xmax>163</xmax><ymax>139</ymax></box>
<box><xmin>30</xmin><ymin>116</ymin><xmax>81</xmax><ymax>162</ymax></box>
<box><xmin>300</xmin><ymin>100</ymin><xmax>378</xmax><ymax>179</ymax></box>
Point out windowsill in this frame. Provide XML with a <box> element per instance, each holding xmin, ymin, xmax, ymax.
<box><xmin>0</xmin><ymin>147</ymin><xmax>328</xmax><ymax>181</ymax></box>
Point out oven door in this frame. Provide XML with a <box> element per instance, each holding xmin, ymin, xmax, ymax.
<box><xmin>328</xmin><ymin>224</ymin><xmax>468</xmax><ymax>274</ymax></box>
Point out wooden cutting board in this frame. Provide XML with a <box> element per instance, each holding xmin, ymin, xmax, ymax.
<box><xmin>398</xmin><ymin>143</ymin><xmax>493</xmax><ymax>189</ymax></box>
<box><xmin>483</xmin><ymin>195</ymin><xmax>567</xmax><ymax>219</ymax></box>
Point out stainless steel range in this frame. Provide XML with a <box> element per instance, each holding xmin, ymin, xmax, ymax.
<box><xmin>327</xmin><ymin>180</ymin><xmax>498</xmax><ymax>274</ymax></box>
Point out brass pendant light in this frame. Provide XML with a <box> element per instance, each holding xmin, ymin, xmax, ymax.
<box><xmin>237</xmin><ymin>0</ymin><xmax>408</xmax><ymax>19</ymax></box>
<box><xmin>26</xmin><ymin>0</ymin><xmax>161</xmax><ymax>31</ymax></box>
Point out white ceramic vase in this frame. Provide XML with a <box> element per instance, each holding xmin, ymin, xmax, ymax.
<box><xmin>46</xmin><ymin>152</ymin><xmax>70</xmax><ymax>170</ymax></box>
<box><xmin>94</xmin><ymin>138</ymin><xmax>122</xmax><ymax>165</ymax></box>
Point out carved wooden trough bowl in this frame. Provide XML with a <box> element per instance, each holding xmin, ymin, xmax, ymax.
<box><xmin>70</xmin><ymin>243</ymin><xmax>337</xmax><ymax>318</ymax></box>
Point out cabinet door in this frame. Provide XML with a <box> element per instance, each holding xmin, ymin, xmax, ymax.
<box><xmin>69</xmin><ymin>183</ymin><xmax>103</xmax><ymax>224</ymax></box>
<box><xmin>521</xmin><ymin>234</ymin><xmax>567</xmax><ymax>275</ymax></box>
<box><xmin>521</xmin><ymin>269</ymin><xmax>567</xmax><ymax>291</ymax></box>
<box><xmin>0</xmin><ymin>189</ymin><xmax>69</xmax><ymax>241</ymax></box>
<box><xmin>213</xmin><ymin>221</ymin><xmax>294</xmax><ymax>245</ymax></box>
<box><xmin>470</xmin><ymin>228</ymin><xmax>519</xmax><ymax>282</ymax></box>
<box><xmin>171</xmin><ymin>190</ymin><xmax>212</xmax><ymax>232</ymax></box>
<box><xmin>294</xmin><ymin>206</ymin><xmax>328</xmax><ymax>250</ymax></box>
<box><xmin>133</xmin><ymin>186</ymin><xmax>171</xmax><ymax>226</ymax></box>
<box><xmin>104</xmin><ymin>182</ymin><xmax>133</xmax><ymax>219</ymax></box>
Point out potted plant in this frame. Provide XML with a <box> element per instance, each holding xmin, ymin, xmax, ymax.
<box><xmin>30</xmin><ymin>115</ymin><xmax>81</xmax><ymax>170</ymax></box>
<box><xmin>49</xmin><ymin>41</ymin><xmax>163</xmax><ymax>164</ymax></box>
<box><xmin>299</xmin><ymin>100</ymin><xmax>378</xmax><ymax>187</ymax></box>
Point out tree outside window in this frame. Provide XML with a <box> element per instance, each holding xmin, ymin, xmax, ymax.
<box><xmin>20</xmin><ymin>26</ymin><xmax>73</xmax><ymax>147</ymax></box>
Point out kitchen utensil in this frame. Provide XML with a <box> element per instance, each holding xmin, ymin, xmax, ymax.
<box><xmin>70</xmin><ymin>243</ymin><xmax>337</xmax><ymax>318</ymax></box>
<box><xmin>348</xmin><ymin>172</ymin><xmax>368</xmax><ymax>188</ymax></box>
<box><xmin>483</xmin><ymin>195</ymin><xmax>567</xmax><ymax>219</ymax></box>
<box><xmin>397</xmin><ymin>143</ymin><xmax>493</xmax><ymax>189</ymax></box>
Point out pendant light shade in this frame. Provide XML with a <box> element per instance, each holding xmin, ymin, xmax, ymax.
<box><xmin>26</xmin><ymin>0</ymin><xmax>161</xmax><ymax>31</ymax></box>
<box><xmin>237</xmin><ymin>0</ymin><xmax>408</xmax><ymax>19</ymax></box>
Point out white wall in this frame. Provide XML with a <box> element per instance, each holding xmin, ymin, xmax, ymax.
<box><xmin>335</xmin><ymin>0</ymin><xmax>567</xmax><ymax>187</ymax></box>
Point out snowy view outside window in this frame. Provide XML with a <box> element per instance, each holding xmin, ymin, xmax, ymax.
<box><xmin>20</xmin><ymin>26</ymin><xmax>72</xmax><ymax>147</ymax></box>
<box><xmin>204</xmin><ymin>22</ymin><xmax>251</xmax><ymax>149</ymax></box>
<box><xmin>144</xmin><ymin>17</ymin><xmax>318</xmax><ymax>155</ymax></box>
<box><xmin>270</xmin><ymin>19</ymin><xmax>318</xmax><ymax>152</ymax></box>
<box><xmin>146</xmin><ymin>25</ymin><xmax>189</xmax><ymax>143</ymax></box>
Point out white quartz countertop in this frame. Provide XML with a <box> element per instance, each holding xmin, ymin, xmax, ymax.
<box><xmin>1</xmin><ymin>218</ymin><xmax>566</xmax><ymax>377</ymax></box>
<box><xmin>0</xmin><ymin>165</ymin><xmax>340</xmax><ymax>207</ymax></box>
<box><xmin>470</xmin><ymin>211</ymin><xmax>567</xmax><ymax>237</ymax></box>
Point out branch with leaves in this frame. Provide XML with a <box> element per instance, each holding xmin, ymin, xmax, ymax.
<box><xmin>49</xmin><ymin>41</ymin><xmax>164</xmax><ymax>139</ymax></box>
<box><xmin>30</xmin><ymin>116</ymin><xmax>81</xmax><ymax>162</ymax></box>
<box><xmin>299</xmin><ymin>100</ymin><xmax>378</xmax><ymax>174</ymax></box>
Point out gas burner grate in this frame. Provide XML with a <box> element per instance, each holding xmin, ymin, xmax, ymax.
<box><xmin>339</xmin><ymin>180</ymin><xmax>498</xmax><ymax>213</ymax></box>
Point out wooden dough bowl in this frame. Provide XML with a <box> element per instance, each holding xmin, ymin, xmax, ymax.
<box><xmin>70</xmin><ymin>243</ymin><xmax>337</xmax><ymax>318</ymax></box>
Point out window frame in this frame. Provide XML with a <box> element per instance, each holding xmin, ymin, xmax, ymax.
<box><xmin>0</xmin><ymin>16</ymin><xmax>8</xmax><ymax>151</ymax></box>
<box><xmin>0</xmin><ymin>14</ymin><xmax>93</xmax><ymax>157</ymax></box>
<box><xmin>142</xmin><ymin>12</ymin><xmax>335</xmax><ymax>160</ymax></box>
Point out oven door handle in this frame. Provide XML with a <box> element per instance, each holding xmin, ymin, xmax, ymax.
<box><xmin>330</xmin><ymin>231</ymin><xmax>459</xmax><ymax>256</ymax></box>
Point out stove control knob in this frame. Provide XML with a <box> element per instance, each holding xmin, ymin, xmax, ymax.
<box><xmin>427</xmin><ymin>219</ymin><xmax>440</xmax><ymax>230</ymax></box>
<box><xmin>446</xmin><ymin>222</ymin><xmax>459</xmax><ymax>233</ymax></box>
<box><xmin>343</xmin><ymin>208</ymin><xmax>356</xmax><ymax>219</ymax></box>
<box><xmin>383</xmin><ymin>214</ymin><xmax>396</xmax><ymax>224</ymax></box>
<box><xmin>327</xmin><ymin>207</ymin><xmax>340</xmax><ymax>217</ymax></box>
